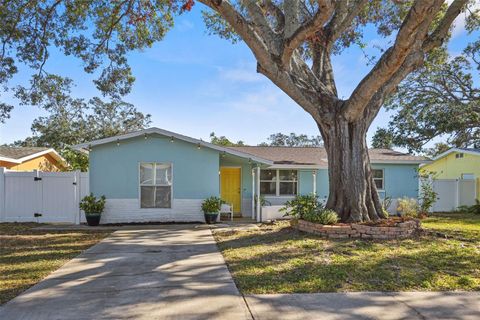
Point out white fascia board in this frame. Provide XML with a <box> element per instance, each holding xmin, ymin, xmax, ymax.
<box><xmin>0</xmin><ymin>156</ymin><xmax>20</xmax><ymax>163</ymax></box>
<box><xmin>371</xmin><ymin>160</ymin><xmax>431</xmax><ymax>165</ymax></box>
<box><xmin>268</xmin><ymin>164</ymin><xmax>327</xmax><ymax>169</ymax></box>
<box><xmin>431</xmin><ymin>148</ymin><xmax>480</xmax><ymax>161</ymax></box>
<box><xmin>11</xmin><ymin>149</ymin><xmax>69</xmax><ymax>168</ymax></box>
<box><xmin>74</xmin><ymin>127</ymin><xmax>273</xmax><ymax>165</ymax></box>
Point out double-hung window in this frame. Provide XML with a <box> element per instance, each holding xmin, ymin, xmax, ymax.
<box><xmin>372</xmin><ymin>169</ymin><xmax>384</xmax><ymax>190</ymax></box>
<box><xmin>260</xmin><ymin>169</ymin><xmax>277</xmax><ymax>196</ymax></box>
<box><xmin>140</xmin><ymin>163</ymin><xmax>172</xmax><ymax>208</ymax></box>
<box><xmin>260</xmin><ymin>169</ymin><xmax>298</xmax><ymax>196</ymax></box>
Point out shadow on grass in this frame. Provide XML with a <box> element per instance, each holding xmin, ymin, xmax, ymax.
<box><xmin>215</xmin><ymin>225</ymin><xmax>480</xmax><ymax>293</ymax></box>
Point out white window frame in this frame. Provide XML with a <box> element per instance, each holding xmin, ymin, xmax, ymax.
<box><xmin>260</xmin><ymin>169</ymin><xmax>277</xmax><ymax>196</ymax></box>
<box><xmin>138</xmin><ymin>162</ymin><xmax>173</xmax><ymax>209</ymax></box>
<box><xmin>260</xmin><ymin>169</ymin><xmax>298</xmax><ymax>197</ymax></box>
<box><xmin>372</xmin><ymin>168</ymin><xmax>385</xmax><ymax>191</ymax></box>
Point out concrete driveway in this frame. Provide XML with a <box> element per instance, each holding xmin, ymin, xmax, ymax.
<box><xmin>0</xmin><ymin>225</ymin><xmax>251</xmax><ymax>320</ymax></box>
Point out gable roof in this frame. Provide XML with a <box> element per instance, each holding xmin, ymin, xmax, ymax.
<box><xmin>229</xmin><ymin>146</ymin><xmax>429</xmax><ymax>168</ymax></box>
<box><xmin>429</xmin><ymin>147</ymin><xmax>480</xmax><ymax>162</ymax></box>
<box><xmin>0</xmin><ymin>146</ymin><xmax>67</xmax><ymax>167</ymax></box>
<box><xmin>74</xmin><ymin>127</ymin><xmax>274</xmax><ymax>165</ymax></box>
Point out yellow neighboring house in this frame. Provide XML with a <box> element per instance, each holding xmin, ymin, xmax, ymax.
<box><xmin>421</xmin><ymin>148</ymin><xmax>480</xmax><ymax>198</ymax></box>
<box><xmin>0</xmin><ymin>147</ymin><xmax>68</xmax><ymax>171</ymax></box>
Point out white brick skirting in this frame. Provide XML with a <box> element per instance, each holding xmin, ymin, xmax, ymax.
<box><xmin>99</xmin><ymin>198</ymin><xmax>204</xmax><ymax>224</ymax></box>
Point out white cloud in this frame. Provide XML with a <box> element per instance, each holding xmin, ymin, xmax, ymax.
<box><xmin>217</xmin><ymin>62</ymin><xmax>263</xmax><ymax>83</ymax></box>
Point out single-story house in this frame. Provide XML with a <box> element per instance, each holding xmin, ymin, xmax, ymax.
<box><xmin>421</xmin><ymin>147</ymin><xmax>480</xmax><ymax>199</ymax></box>
<box><xmin>0</xmin><ymin>147</ymin><xmax>68</xmax><ymax>171</ymax></box>
<box><xmin>75</xmin><ymin>127</ymin><xmax>428</xmax><ymax>223</ymax></box>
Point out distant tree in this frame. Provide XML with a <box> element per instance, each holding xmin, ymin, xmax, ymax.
<box><xmin>209</xmin><ymin>132</ymin><xmax>245</xmax><ymax>146</ymax></box>
<box><xmin>260</xmin><ymin>133</ymin><xmax>323</xmax><ymax>147</ymax></box>
<box><xmin>371</xmin><ymin>128</ymin><xmax>394</xmax><ymax>149</ymax></box>
<box><xmin>424</xmin><ymin>142</ymin><xmax>451</xmax><ymax>158</ymax></box>
<box><xmin>381</xmin><ymin>43</ymin><xmax>480</xmax><ymax>153</ymax></box>
<box><xmin>13</xmin><ymin>76</ymin><xmax>151</xmax><ymax>171</ymax></box>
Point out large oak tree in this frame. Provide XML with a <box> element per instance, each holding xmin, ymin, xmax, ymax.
<box><xmin>0</xmin><ymin>0</ymin><xmax>478</xmax><ymax>222</ymax></box>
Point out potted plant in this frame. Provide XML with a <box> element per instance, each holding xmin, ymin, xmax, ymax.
<box><xmin>79</xmin><ymin>193</ymin><xmax>106</xmax><ymax>226</ymax></box>
<box><xmin>201</xmin><ymin>196</ymin><xmax>224</xmax><ymax>224</ymax></box>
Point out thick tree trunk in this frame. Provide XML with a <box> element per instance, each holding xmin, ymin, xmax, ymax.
<box><xmin>320</xmin><ymin>117</ymin><xmax>385</xmax><ymax>223</ymax></box>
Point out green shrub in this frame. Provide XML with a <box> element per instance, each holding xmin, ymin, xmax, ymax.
<box><xmin>79</xmin><ymin>193</ymin><xmax>106</xmax><ymax>215</ymax></box>
<box><xmin>419</xmin><ymin>174</ymin><xmax>438</xmax><ymax>214</ymax></box>
<box><xmin>201</xmin><ymin>196</ymin><xmax>224</xmax><ymax>214</ymax></box>
<box><xmin>381</xmin><ymin>196</ymin><xmax>392</xmax><ymax>218</ymax></box>
<box><xmin>458</xmin><ymin>199</ymin><xmax>480</xmax><ymax>215</ymax></box>
<box><xmin>280</xmin><ymin>194</ymin><xmax>320</xmax><ymax>219</ymax></box>
<box><xmin>303</xmin><ymin>209</ymin><xmax>339</xmax><ymax>225</ymax></box>
<box><xmin>396</xmin><ymin>197</ymin><xmax>419</xmax><ymax>218</ymax></box>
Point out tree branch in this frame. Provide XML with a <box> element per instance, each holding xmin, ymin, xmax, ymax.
<box><xmin>423</xmin><ymin>0</ymin><xmax>469</xmax><ymax>52</ymax></box>
<box><xmin>325</xmin><ymin>0</ymin><xmax>369</xmax><ymax>45</ymax></box>
<box><xmin>344</xmin><ymin>0</ymin><xmax>444</xmax><ymax>122</ymax></box>
<box><xmin>198</xmin><ymin>0</ymin><xmax>271</xmax><ymax>66</ymax></box>
<box><xmin>284</xmin><ymin>0</ymin><xmax>300</xmax><ymax>37</ymax></box>
<box><xmin>259</xmin><ymin>0</ymin><xmax>285</xmax><ymax>33</ymax></box>
<box><xmin>281</xmin><ymin>0</ymin><xmax>333</xmax><ymax>66</ymax></box>
<box><xmin>241</xmin><ymin>0</ymin><xmax>280</xmax><ymax>53</ymax></box>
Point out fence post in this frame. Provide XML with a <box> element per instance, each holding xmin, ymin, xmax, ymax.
<box><xmin>0</xmin><ymin>168</ymin><xmax>5</xmax><ymax>222</ymax></box>
<box><xmin>455</xmin><ymin>179</ymin><xmax>460</xmax><ymax>210</ymax></box>
<box><xmin>74</xmin><ymin>170</ymin><xmax>81</xmax><ymax>225</ymax></box>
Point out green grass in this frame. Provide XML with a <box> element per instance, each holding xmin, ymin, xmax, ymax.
<box><xmin>0</xmin><ymin>223</ymin><xmax>111</xmax><ymax>305</ymax></box>
<box><xmin>422</xmin><ymin>212</ymin><xmax>480</xmax><ymax>241</ymax></box>
<box><xmin>214</xmin><ymin>215</ymin><xmax>480</xmax><ymax>294</ymax></box>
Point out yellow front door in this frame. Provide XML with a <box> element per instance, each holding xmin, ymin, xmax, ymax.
<box><xmin>220</xmin><ymin>167</ymin><xmax>241</xmax><ymax>213</ymax></box>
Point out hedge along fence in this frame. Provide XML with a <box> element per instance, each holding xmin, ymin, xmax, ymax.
<box><xmin>296</xmin><ymin>219</ymin><xmax>421</xmax><ymax>239</ymax></box>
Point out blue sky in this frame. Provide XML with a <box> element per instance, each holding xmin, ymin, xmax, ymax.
<box><xmin>0</xmin><ymin>4</ymin><xmax>476</xmax><ymax>147</ymax></box>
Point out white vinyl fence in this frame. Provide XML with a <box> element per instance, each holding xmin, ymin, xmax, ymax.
<box><xmin>0</xmin><ymin>168</ymin><xmax>89</xmax><ymax>224</ymax></box>
<box><xmin>431</xmin><ymin>178</ymin><xmax>477</xmax><ymax>212</ymax></box>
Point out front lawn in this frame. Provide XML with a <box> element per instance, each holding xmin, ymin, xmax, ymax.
<box><xmin>422</xmin><ymin>212</ymin><xmax>480</xmax><ymax>241</ymax></box>
<box><xmin>214</xmin><ymin>215</ymin><xmax>480</xmax><ymax>294</ymax></box>
<box><xmin>0</xmin><ymin>223</ymin><xmax>111</xmax><ymax>305</ymax></box>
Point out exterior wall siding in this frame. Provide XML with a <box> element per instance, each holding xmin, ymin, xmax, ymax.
<box><xmin>371</xmin><ymin>163</ymin><xmax>420</xmax><ymax>200</ymax></box>
<box><xmin>90</xmin><ymin>135</ymin><xmax>220</xmax><ymax>200</ymax></box>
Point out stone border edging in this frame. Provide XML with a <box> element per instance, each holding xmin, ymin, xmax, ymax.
<box><xmin>297</xmin><ymin>219</ymin><xmax>421</xmax><ymax>239</ymax></box>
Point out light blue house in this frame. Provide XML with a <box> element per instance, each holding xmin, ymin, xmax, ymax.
<box><xmin>76</xmin><ymin>127</ymin><xmax>428</xmax><ymax>223</ymax></box>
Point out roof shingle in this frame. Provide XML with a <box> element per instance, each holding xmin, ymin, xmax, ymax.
<box><xmin>228</xmin><ymin>146</ymin><xmax>428</xmax><ymax>166</ymax></box>
<box><xmin>0</xmin><ymin>147</ymin><xmax>49</xmax><ymax>160</ymax></box>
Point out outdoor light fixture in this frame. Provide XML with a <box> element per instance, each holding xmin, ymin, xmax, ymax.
<box><xmin>116</xmin><ymin>139</ymin><xmax>120</xmax><ymax>146</ymax></box>
<box><xmin>144</xmin><ymin>133</ymin><xmax>148</xmax><ymax>140</ymax></box>
<box><xmin>222</xmin><ymin>151</ymin><xmax>226</xmax><ymax>158</ymax></box>
<box><xmin>197</xmin><ymin>143</ymin><xmax>201</xmax><ymax>149</ymax></box>
<box><xmin>170</xmin><ymin>136</ymin><xmax>174</xmax><ymax>143</ymax></box>
<box><xmin>88</xmin><ymin>144</ymin><xmax>92</xmax><ymax>152</ymax></box>
<box><xmin>248</xmin><ymin>158</ymin><xmax>252</xmax><ymax>164</ymax></box>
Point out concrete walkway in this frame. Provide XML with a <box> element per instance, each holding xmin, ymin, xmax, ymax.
<box><xmin>246</xmin><ymin>292</ymin><xmax>480</xmax><ymax>319</ymax></box>
<box><xmin>0</xmin><ymin>225</ymin><xmax>252</xmax><ymax>320</ymax></box>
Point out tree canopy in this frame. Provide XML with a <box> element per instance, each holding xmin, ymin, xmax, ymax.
<box><xmin>373</xmin><ymin>40</ymin><xmax>480</xmax><ymax>154</ymax></box>
<box><xmin>259</xmin><ymin>132</ymin><xmax>323</xmax><ymax>147</ymax></box>
<box><xmin>209</xmin><ymin>132</ymin><xmax>245</xmax><ymax>146</ymax></box>
<box><xmin>11</xmin><ymin>75</ymin><xmax>151</xmax><ymax>171</ymax></box>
